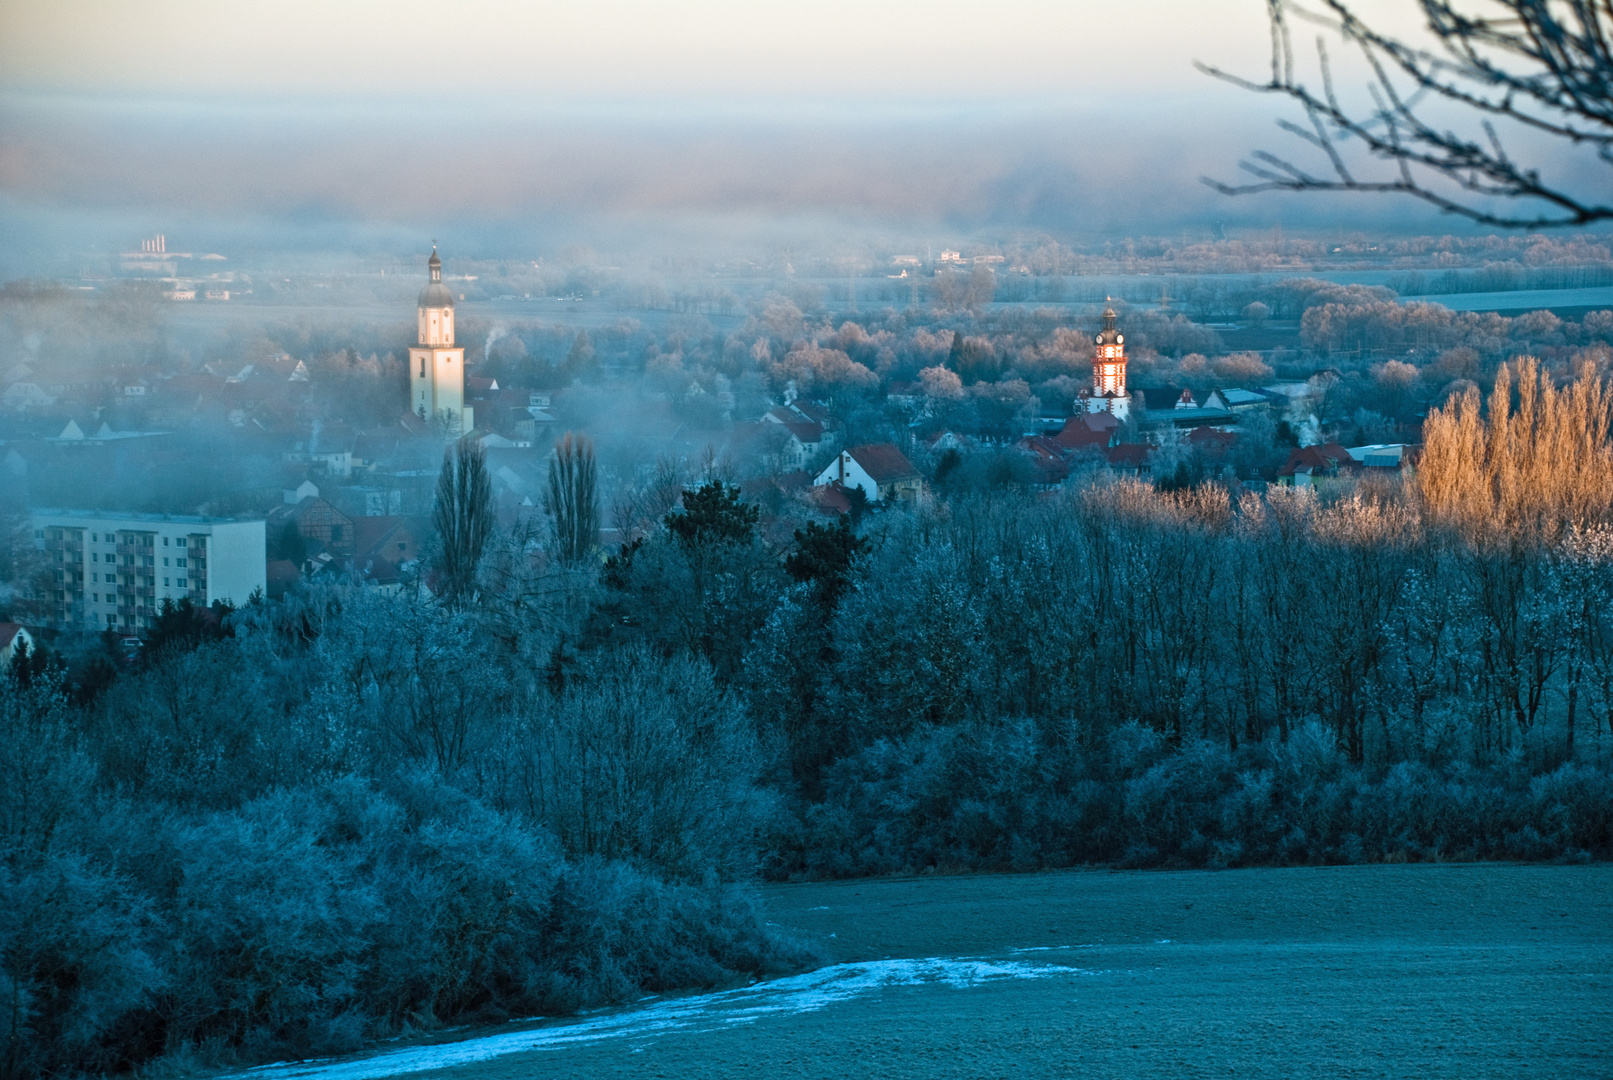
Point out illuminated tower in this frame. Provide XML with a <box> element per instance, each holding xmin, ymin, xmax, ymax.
<box><xmin>1086</xmin><ymin>303</ymin><xmax>1130</xmax><ymax>422</ymax></box>
<box><xmin>409</xmin><ymin>246</ymin><xmax>472</xmax><ymax>436</ymax></box>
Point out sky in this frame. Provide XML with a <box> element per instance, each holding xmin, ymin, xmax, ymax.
<box><xmin>1</xmin><ymin>1</ymin><xmax>1287</xmax><ymax>100</ymax></box>
<box><xmin>0</xmin><ymin>1</ymin><xmax>1559</xmax><ymax>272</ymax></box>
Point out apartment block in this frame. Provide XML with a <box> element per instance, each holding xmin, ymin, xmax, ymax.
<box><xmin>31</xmin><ymin>510</ymin><xmax>266</xmax><ymax>634</ymax></box>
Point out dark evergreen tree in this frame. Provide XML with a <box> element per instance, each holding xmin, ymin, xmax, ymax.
<box><xmin>786</xmin><ymin>516</ymin><xmax>868</xmax><ymax>608</ymax></box>
<box><xmin>666</xmin><ymin>482</ymin><xmax>759</xmax><ymax>548</ymax></box>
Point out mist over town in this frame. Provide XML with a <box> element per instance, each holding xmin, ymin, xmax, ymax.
<box><xmin>2</xmin><ymin>3</ymin><xmax>1611</xmax><ymax>1078</ymax></box>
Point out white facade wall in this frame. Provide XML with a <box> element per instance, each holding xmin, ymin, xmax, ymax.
<box><xmin>31</xmin><ymin>510</ymin><xmax>266</xmax><ymax>634</ymax></box>
<box><xmin>813</xmin><ymin>452</ymin><xmax>881</xmax><ymax>503</ymax></box>
<box><xmin>205</xmin><ymin>519</ymin><xmax>268</xmax><ymax>607</ymax></box>
<box><xmin>409</xmin><ymin>344</ymin><xmax>470</xmax><ymax>433</ymax></box>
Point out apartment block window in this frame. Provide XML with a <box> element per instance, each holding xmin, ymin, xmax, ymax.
<box><xmin>177</xmin><ymin>578</ymin><xmax>187</xmax><ymax>588</ymax></box>
<box><xmin>177</xmin><ymin>558</ymin><xmax>186</xmax><ymax>568</ymax></box>
<box><xmin>163</xmin><ymin>537</ymin><xmax>169</xmax><ymax>546</ymax></box>
<box><xmin>91</xmin><ymin>573</ymin><xmax>98</xmax><ymax>583</ymax></box>
<box><xmin>177</xmin><ymin>538</ymin><xmax>187</xmax><ymax>548</ymax></box>
<box><xmin>163</xmin><ymin>578</ymin><xmax>170</xmax><ymax>587</ymax></box>
<box><xmin>163</xmin><ymin>557</ymin><xmax>169</xmax><ymax>566</ymax></box>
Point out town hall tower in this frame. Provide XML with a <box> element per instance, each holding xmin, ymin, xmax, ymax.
<box><xmin>1084</xmin><ymin>303</ymin><xmax>1131</xmax><ymax>422</ymax></box>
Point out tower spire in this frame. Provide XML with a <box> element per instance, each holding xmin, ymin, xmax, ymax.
<box><xmin>428</xmin><ymin>243</ymin><xmax>442</xmax><ymax>283</ymax></box>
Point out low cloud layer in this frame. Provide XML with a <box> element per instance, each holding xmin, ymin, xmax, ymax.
<box><xmin>0</xmin><ymin>91</ymin><xmax>1464</xmax><ymax>274</ymax></box>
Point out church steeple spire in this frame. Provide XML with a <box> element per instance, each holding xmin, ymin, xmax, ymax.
<box><xmin>416</xmin><ymin>246</ymin><xmax>456</xmax><ymax>346</ymax></box>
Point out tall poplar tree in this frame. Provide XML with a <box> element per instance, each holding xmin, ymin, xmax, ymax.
<box><xmin>546</xmin><ymin>432</ymin><xmax>600</xmax><ymax>564</ymax></box>
<box><xmin>432</xmin><ymin>436</ymin><xmax>495</xmax><ymax>603</ymax></box>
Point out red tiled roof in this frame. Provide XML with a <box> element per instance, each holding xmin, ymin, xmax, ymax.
<box><xmin>847</xmin><ymin>443</ymin><xmax>920</xmax><ymax>482</ymax></box>
<box><xmin>1278</xmin><ymin>442</ymin><xmax>1354</xmax><ymax>477</ymax></box>
<box><xmin>1053</xmin><ymin>413</ymin><xmax>1117</xmax><ymax>449</ymax></box>
<box><xmin>351</xmin><ymin>516</ymin><xmax>421</xmax><ymax>561</ymax></box>
<box><xmin>1188</xmin><ymin>427</ymin><xmax>1237</xmax><ymax>453</ymax></box>
<box><xmin>809</xmin><ymin>483</ymin><xmax>852</xmax><ymax>514</ymax></box>
<box><xmin>1018</xmin><ymin>435</ymin><xmax>1065</xmax><ymax>461</ymax></box>
<box><xmin>791</xmin><ymin>400</ymin><xmax>834</xmax><ymax>426</ymax></box>
<box><xmin>1106</xmin><ymin>443</ymin><xmax>1152</xmax><ymax>469</ymax></box>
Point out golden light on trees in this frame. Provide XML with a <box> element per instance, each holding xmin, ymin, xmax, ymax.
<box><xmin>1420</xmin><ymin>357</ymin><xmax>1613</xmax><ymax>536</ymax></box>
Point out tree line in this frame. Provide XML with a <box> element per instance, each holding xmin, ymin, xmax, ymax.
<box><xmin>6</xmin><ymin>357</ymin><xmax>1613</xmax><ymax>1077</ymax></box>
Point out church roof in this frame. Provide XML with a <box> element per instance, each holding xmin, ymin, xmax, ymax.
<box><xmin>418</xmin><ymin>282</ymin><xmax>455</xmax><ymax>308</ymax></box>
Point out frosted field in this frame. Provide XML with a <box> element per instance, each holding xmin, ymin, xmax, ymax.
<box><xmin>236</xmin><ymin>865</ymin><xmax>1613</xmax><ymax>1080</ymax></box>
<box><xmin>1399</xmin><ymin>285</ymin><xmax>1613</xmax><ymax>312</ymax></box>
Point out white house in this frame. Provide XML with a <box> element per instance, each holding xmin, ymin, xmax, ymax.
<box><xmin>813</xmin><ymin>443</ymin><xmax>923</xmax><ymax>505</ymax></box>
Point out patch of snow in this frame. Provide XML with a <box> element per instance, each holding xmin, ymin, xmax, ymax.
<box><xmin>235</xmin><ymin>958</ymin><xmax>1086</xmax><ymax>1080</ymax></box>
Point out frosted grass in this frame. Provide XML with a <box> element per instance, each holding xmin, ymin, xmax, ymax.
<box><xmin>237</xmin><ymin>957</ymin><xmax>1084</xmax><ymax>1080</ymax></box>
<box><xmin>1398</xmin><ymin>285</ymin><xmax>1613</xmax><ymax>311</ymax></box>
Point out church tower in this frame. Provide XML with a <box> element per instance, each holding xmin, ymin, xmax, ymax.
<box><xmin>1086</xmin><ymin>303</ymin><xmax>1131</xmax><ymax>422</ymax></box>
<box><xmin>409</xmin><ymin>247</ymin><xmax>473</xmax><ymax>436</ymax></box>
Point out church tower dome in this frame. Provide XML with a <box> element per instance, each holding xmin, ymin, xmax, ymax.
<box><xmin>417</xmin><ymin>245</ymin><xmax>456</xmax><ymax>312</ymax></box>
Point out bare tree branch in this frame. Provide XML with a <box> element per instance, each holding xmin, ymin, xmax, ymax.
<box><xmin>1199</xmin><ymin>0</ymin><xmax>1613</xmax><ymax>228</ymax></box>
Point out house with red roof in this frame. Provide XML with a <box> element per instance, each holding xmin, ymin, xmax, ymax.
<box><xmin>1053</xmin><ymin>412</ymin><xmax>1120</xmax><ymax>451</ymax></box>
<box><xmin>1016</xmin><ymin>435</ymin><xmax>1072</xmax><ymax>484</ymax></box>
<box><xmin>1105</xmin><ymin>443</ymin><xmax>1154</xmax><ymax>476</ymax></box>
<box><xmin>1277</xmin><ymin>443</ymin><xmax>1356</xmax><ymax>487</ymax></box>
<box><xmin>1187</xmin><ymin>427</ymin><xmax>1238</xmax><ymax>460</ymax></box>
<box><xmin>813</xmin><ymin>443</ymin><xmax>922</xmax><ymax>504</ymax></box>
